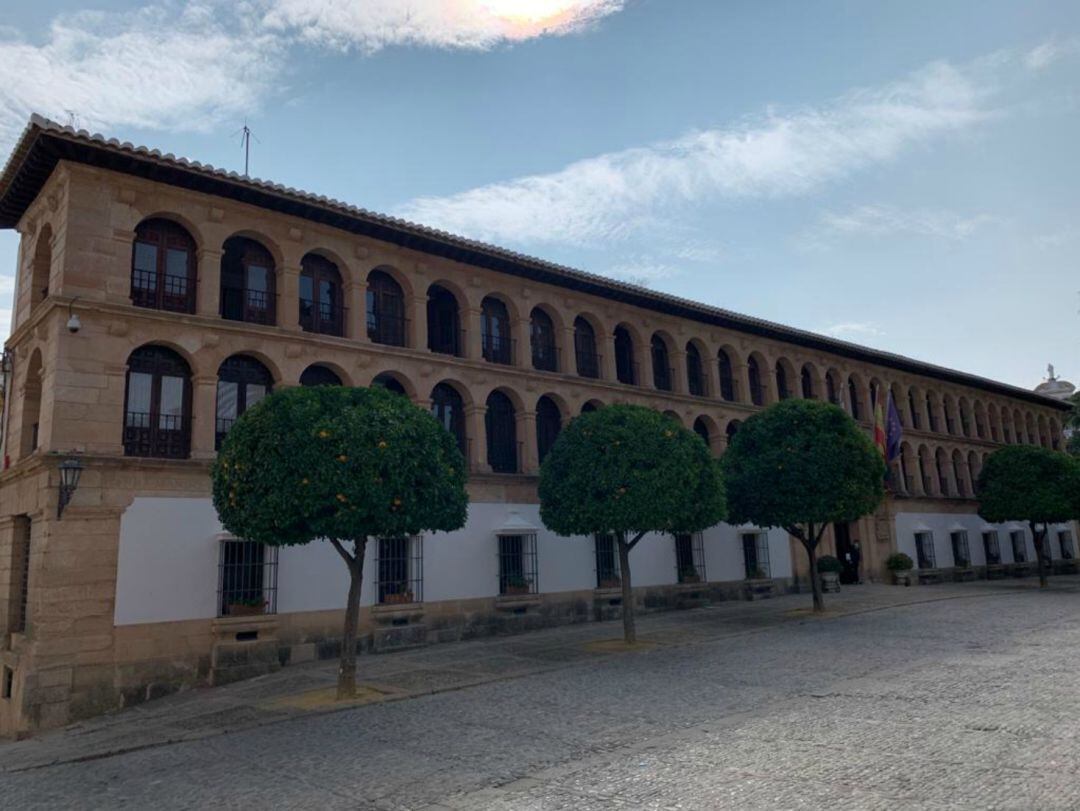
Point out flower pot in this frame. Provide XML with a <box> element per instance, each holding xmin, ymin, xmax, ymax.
<box><xmin>227</xmin><ymin>602</ymin><xmax>265</xmax><ymax>617</ymax></box>
<box><xmin>820</xmin><ymin>571</ymin><xmax>841</xmax><ymax>593</ymax></box>
<box><xmin>891</xmin><ymin>570</ymin><xmax>914</xmax><ymax>587</ymax></box>
<box><xmin>504</xmin><ymin>584</ymin><xmax>532</xmax><ymax>596</ymax></box>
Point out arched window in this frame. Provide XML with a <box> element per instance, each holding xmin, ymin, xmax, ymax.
<box><xmin>581</xmin><ymin>400</ymin><xmax>600</xmax><ymax>414</ymax></box>
<box><xmin>530</xmin><ymin>308</ymin><xmax>558</xmax><ymax>372</ymax></box>
<box><xmin>220</xmin><ymin>236</ymin><xmax>275</xmax><ymax>325</ymax></box>
<box><xmin>614</xmin><ymin>326</ymin><xmax>636</xmax><ymax>385</ymax></box>
<box><xmin>686</xmin><ymin>343</ymin><xmax>705</xmax><ymax>397</ymax></box>
<box><xmin>692</xmin><ymin>417</ymin><xmax>711</xmax><ymax>448</ymax></box>
<box><xmin>725</xmin><ymin>420</ymin><xmax>741</xmax><ymax>445</ymax></box>
<box><xmin>124</xmin><ymin>346</ymin><xmax>191</xmax><ymax>459</ymax></box>
<box><xmin>299</xmin><ymin>254</ymin><xmax>343</xmax><ymax>337</ymax></box>
<box><xmin>427</xmin><ymin>285</ymin><xmax>461</xmax><ymax>356</ymax></box>
<box><xmin>935</xmin><ymin>449</ymin><xmax>950</xmax><ymax>496</ymax></box>
<box><xmin>536</xmin><ymin>396</ymin><xmax>562</xmax><ymax>463</ymax></box>
<box><xmin>431</xmin><ymin>383</ymin><xmax>466</xmax><ymax>455</ymax></box>
<box><xmin>908</xmin><ymin>389</ymin><xmax>921</xmax><ymax>429</ymax></box>
<box><xmin>748</xmin><ymin>357</ymin><xmax>764</xmax><ymax>406</ymax></box>
<box><xmin>825</xmin><ymin>372</ymin><xmax>840</xmax><ymax>406</ymax></box>
<box><xmin>651</xmin><ymin>335</ymin><xmax>672</xmax><ymax>391</ymax></box>
<box><xmin>486</xmin><ymin>391</ymin><xmax>518</xmax><ymax>473</ymax></box>
<box><xmin>925</xmin><ymin>393</ymin><xmax>938</xmax><ymax>432</ymax></box>
<box><xmin>800</xmin><ymin>365</ymin><xmax>815</xmax><ymax>399</ymax></box>
<box><xmin>574</xmin><ymin>317</ymin><xmax>600</xmax><ymax>379</ymax></box>
<box><xmin>366</xmin><ymin>270</ymin><xmax>406</xmax><ymax>347</ymax></box>
<box><xmin>717</xmin><ymin>350</ymin><xmax>736</xmax><ymax>401</ymax></box>
<box><xmin>216</xmin><ymin>356</ymin><xmax>273</xmax><ymax>449</ymax></box>
<box><xmin>481</xmin><ymin>296</ymin><xmax>513</xmax><ymax>365</ymax></box>
<box><xmin>372</xmin><ymin>373</ymin><xmax>408</xmax><ymax>397</ymax></box>
<box><xmin>775</xmin><ymin>362</ymin><xmax>790</xmax><ymax>400</ymax></box>
<box><xmin>943</xmin><ymin>398</ymin><xmax>956</xmax><ymax>435</ymax></box>
<box><xmin>848</xmin><ymin>377</ymin><xmax>861</xmax><ymax>420</ymax></box>
<box><xmin>29</xmin><ymin>224</ymin><xmax>52</xmax><ymax>311</ymax></box>
<box><xmin>131</xmin><ymin>219</ymin><xmax>196</xmax><ymax>313</ymax></box>
<box><xmin>299</xmin><ymin>365</ymin><xmax>342</xmax><ymax>387</ymax></box>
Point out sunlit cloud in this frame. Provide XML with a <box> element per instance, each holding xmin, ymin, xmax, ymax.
<box><xmin>400</xmin><ymin>59</ymin><xmax>993</xmax><ymax>246</ymax></box>
<box><xmin>805</xmin><ymin>204</ymin><xmax>996</xmax><ymax>246</ymax></box>
<box><xmin>261</xmin><ymin>0</ymin><xmax>625</xmax><ymax>52</ymax></box>
<box><xmin>822</xmin><ymin>322</ymin><xmax>885</xmax><ymax>339</ymax></box>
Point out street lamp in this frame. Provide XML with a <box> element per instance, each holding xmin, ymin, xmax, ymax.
<box><xmin>57</xmin><ymin>456</ymin><xmax>84</xmax><ymax>519</ymax></box>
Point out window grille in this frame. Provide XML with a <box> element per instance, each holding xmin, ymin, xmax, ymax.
<box><xmin>215</xmin><ymin>355</ymin><xmax>273</xmax><ymax>449</ymax></box>
<box><xmin>535</xmin><ymin>397</ymin><xmax>563</xmax><ymax>464</ymax></box>
<box><xmin>718</xmin><ymin>351</ymin><xmax>736</xmax><ymax>401</ymax></box>
<box><xmin>130</xmin><ymin>219</ymin><xmax>197</xmax><ymax>314</ymax></box>
<box><xmin>1010</xmin><ymin>531</ymin><xmax>1027</xmax><ymax>563</ymax></box>
<box><xmin>573</xmin><ymin>317</ymin><xmax>600</xmax><ymax>379</ymax></box>
<box><xmin>915</xmin><ymin>532</ymin><xmax>937</xmax><ymax>568</ymax></box>
<box><xmin>950</xmin><ymin>531</ymin><xmax>971</xmax><ymax>567</ymax></box>
<box><xmin>675</xmin><ymin>532</ymin><xmax>707</xmax><ymax>583</ymax></box>
<box><xmin>530</xmin><ymin>310</ymin><xmax>559</xmax><ymax>372</ymax></box>
<box><xmin>427</xmin><ymin>285</ymin><xmax>462</xmax><ymax>356</ymax></box>
<box><xmin>218</xmin><ymin>539</ymin><xmax>278</xmax><ymax>617</ymax></box>
<box><xmin>123</xmin><ymin>346</ymin><xmax>192</xmax><ymax>459</ymax></box>
<box><xmin>686</xmin><ymin>345</ymin><xmax>706</xmax><ymax>396</ymax></box>
<box><xmin>742</xmin><ymin>532</ymin><xmax>770</xmax><ymax>579</ymax></box>
<box><xmin>594</xmin><ymin>533</ymin><xmax>621</xmax><ymax>588</ymax></box>
<box><xmin>299</xmin><ymin>254</ymin><xmax>344</xmax><ymax>337</ymax></box>
<box><xmin>498</xmin><ymin>532</ymin><xmax>538</xmax><ymax>596</ymax></box>
<box><xmin>10</xmin><ymin>517</ymin><xmax>30</xmax><ymax>634</ymax></box>
<box><xmin>651</xmin><ymin>336</ymin><xmax>672</xmax><ymax>391</ymax></box>
<box><xmin>1059</xmin><ymin>531</ymin><xmax>1075</xmax><ymax>560</ymax></box>
<box><xmin>485</xmin><ymin>392</ymin><xmax>519</xmax><ymax>474</ymax></box>
<box><xmin>982</xmin><ymin>531</ymin><xmax>1001</xmax><ymax>565</ymax></box>
<box><xmin>614</xmin><ymin>327</ymin><xmax>636</xmax><ymax>385</ymax></box>
<box><xmin>376</xmin><ymin>536</ymin><xmax>423</xmax><ymax>604</ymax></box>
<box><xmin>220</xmin><ymin>237</ymin><xmax>276</xmax><ymax>325</ymax></box>
<box><xmin>481</xmin><ymin>297</ymin><xmax>514</xmax><ymax>365</ymax></box>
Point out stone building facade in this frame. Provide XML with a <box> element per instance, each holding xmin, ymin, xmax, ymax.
<box><xmin>0</xmin><ymin>117</ymin><xmax>1071</xmax><ymax>737</ymax></box>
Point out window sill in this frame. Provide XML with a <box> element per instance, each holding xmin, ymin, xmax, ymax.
<box><xmin>371</xmin><ymin>603</ymin><xmax>424</xmax><ymax>624</ymax></box>
<box><xmin>676</xmin><ymin>579</ymin><xmax>706</xmax><ymax>590</ymax></box>
<box><xmin>494</xmin><ymin>593</ymin><xmax>541</xmax><ymax>611</ymax></box>
<box><xmin>211</xmin><ymin>614</ymin><xmax>279</xmax><ymax>640</ymax></box>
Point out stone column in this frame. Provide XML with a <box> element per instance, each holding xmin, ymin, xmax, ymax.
<box><xmin>196</xmin><ymin>248</ymin><xmax>222</xmax><ymax>318</ymax></box>
<box><xmin>737</xmin><ymin>362</ymin><xmax>752</xmax><ymax>406</ymax></box>
<box><xmin>191</xmin><ymin>375</ymin><xmax>219</xmax><ymax>460</ymax></box>
<box><xmin>345</xmin><ymin>280</ymin><xmax>368</xmax><ymax>343</ymax></box>
<box><xmin>518</xmin><ymin>410</ymin><xmax>538</xmax><ymax>475</ymax></box>
<box><xmin>601</xmin><ymin>332</ymin><xmax>617</xmax><ymax>382</ymax></box>
<box><xmin>466</xmin><ymin>405</ymin><xmax>490</xmax><ymax>473</ymax></box>
<box><xmin>279</xmin><ymin>265</ymin><xmax>301</xmax><ymax>331</ymax></box>
<box><xmin>466</xmin><ymin>307</ymin><xmax>483</xmax><ymax>361</ymax></box>
<box><xmin>669</xmin><ymin>349</ymin><xmax>687</xmax><ymax>395</ymax></box>
<box><xmin>412</xmin><ymin>295</ymin><xmax>428</xmax><ymax>352</ymax></box>
<box><xmin>516</xmin><ymin>318</ymin><xmax>532</xmax><ymax>369</ymax></box>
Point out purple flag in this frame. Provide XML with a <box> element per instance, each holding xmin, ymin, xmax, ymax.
<box><xmin>885</xmin><ymin>392</ymin><xmax>903</xmax><ymax>463</ymax></box>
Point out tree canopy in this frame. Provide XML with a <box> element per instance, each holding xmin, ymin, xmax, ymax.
<box><xmin>721</xmin><ymin>399</ymin><xmax>885</xmax><ymax>611</ymax></box>
<box><xmin>539</xmin><ymin>404</ymin><xmax>725</xmax><ymax>538</ymax></box>
<box><xmin>211</xmin><ymin>384</ymin><xmax>468</xmax><ymax>696</ymax></box>
<box><xmin>977</xmin><ymin>445</ymin><xmax>1080</xmax><ymax>526</ymax></box>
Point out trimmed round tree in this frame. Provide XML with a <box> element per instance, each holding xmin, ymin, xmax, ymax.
<box><xmin>212</xmin><ymin>385</ymin><xmax>468</xmax><ymax>698</ymax></box>
<box><xmin>722</xmin><ymin>399</ymin><xmax>885</xmax><ymax>612</ymax></box>
<box><xmin>539</xmin><ymin>405</ymin><xmax>726</xmax><ymax>643</ymax></box>
<box><xmin>977</xmin><ymin>445</ymin><xmax>1080</xmax><ymax>588</ymax></box>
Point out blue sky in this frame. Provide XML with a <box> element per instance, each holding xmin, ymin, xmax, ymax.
<box><xmin>0</xmin><ymin>0</ymin><xmax>1077</xmax><ymax>389</ymax></box>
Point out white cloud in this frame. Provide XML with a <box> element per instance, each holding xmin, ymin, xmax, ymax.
<box><xmin>400</xmin><ymin>60</ymin><xmax>992</xmax><ymax>245</ymax></box>
<box><xmin>0</xmin><ymin>3</ymin><xmax>278</xmax><ymax>145</ymax></box>
<box><xmin>604</xmin><ymin>257</ymin><xmax>679</xmax><ymax>287</ymax></box>
<box><xmin>261</xmin><ymin>0</ymin><xmax>624</xmax><ymax>52</ymax></box>
<box><xmin>1023</xmin><ymin>39</ymin><xmax>1079</xmax><ymax>71</ymax></box>
<box><xmin>811</xmin><ymin>204</ymin><xmax>996</xmax><ymax>242</ymax></box>
<box><xmin>822</xmin><ymin>322</ymin><xmax>884</xmax><ymax>339</ymax></box>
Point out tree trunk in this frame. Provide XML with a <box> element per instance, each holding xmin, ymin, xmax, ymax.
<box><xmin>805</xmin><ymin>540</ymin><xmax>825</xmax><ymax>613</ymax></box>
<box><xmin>617</xmin><ymin>536</ymin><xmax>636</xmax><ymax>644</ymax></box>
<box><xmin>331</xmin><ymin>537</ymin><xmax>367</xmax><ymax>699</ymax></box>
<box><xmin>1032</xmin><ymin>522</ymin><xmax>1048</xmax><ymax>589</ymax></box>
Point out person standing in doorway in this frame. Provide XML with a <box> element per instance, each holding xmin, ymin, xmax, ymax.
<box><xmin>850</xmin><ymin>540</ymin><xmax>863</xmax><ymax>584</ymax></box>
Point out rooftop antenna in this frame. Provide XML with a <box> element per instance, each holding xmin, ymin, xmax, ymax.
<box><xmin>232</xmin><ymin>122</ymin><xmax>260</xmax><ymax>177</ymax></box>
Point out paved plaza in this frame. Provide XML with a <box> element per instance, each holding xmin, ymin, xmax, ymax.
<box><xmin>2</xmin><ymin>579</ymin><xmax>1079</xmax><ymax>809</ymax></box>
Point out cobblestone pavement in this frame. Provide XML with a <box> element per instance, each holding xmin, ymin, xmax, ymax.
<box><xmin>3</xmin><ymin>579</ymin><xmax>1079</xmax><ymax>809</ymax></box>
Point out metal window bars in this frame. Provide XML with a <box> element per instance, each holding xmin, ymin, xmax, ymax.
<box><xmin>10</xmin><ymin>518</ymin><xmax>30</xmax><ymax>634</ymax></box>
<box><xmin>124</xmin><ymin>411</ymin><xmax>191</xmax><ymax>459</ymax></box>
<box><xmin>1010</xmin><ymin>531</ymin><xmax>1027</xmax><ymax>563</ymax></box>
<box><xmin>982</xmin><ymin>531</ymin><xmax>1001</xmax><ymax>564</ymax></box>
<box><xmin>220</xmin><ymin>286</ymin><xmax>276</xmax><ymax>326</ymax></box>
<box><xmin>594</xmin><ymin>533</ymin><xmax>621</xmax><ymax>588</ymax></box>
<box><xmin>498</xmin><ymin>532</ymin><xmax>538</xmax><ymax>596</ymax></box>
<box><xmin>1059</xmin><ymin>531</ymin><xmax>1075</xmax><ymax>560</ymax></box>
<box><xmin>130</xmin><ymin>268</ymin><xmax>195</xmax><ymax>313</ymax></box>
<box><xmin>218</xmin><ymin>539</ymin><xmax>278</xmax><ymax>617</ymax></box>
<box><xmin>742</xmin><ymin>532</ymin><xmax>770</xmax><ymax>579</ymax></box>
<box><xmin>675</xmin><ymin>532</ymin><xmax>707</xmax><ymax>583</ymax></box>
<box><xmin>950</xmin><ymin>531</ymin><xmax>971</xmax><ymax>568</ymax></box>
<box><xmin>375</xmin><ymin>535</ymin><xmax>423</xmax><ymax>605</ymax></box>
<box><xmin>915</xmin><ymin>532</ymin><xmax>937</xmax><ymax>569</ymax></box>
<box><xmin>299</xmin><ymin>297</ymin><xmax>346</xmax><ymax>337</ymax></box>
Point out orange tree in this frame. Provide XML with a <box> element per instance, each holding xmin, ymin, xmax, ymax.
<box><xmin>977</xmin><ymin>445</ymin><xmax>1080</xmax><ymax>588</ymax></box>
<box><xmin>212</xmin><ymin>385</ymin><xmax>467</xmax><ymax>698</ymax></box>
<box><xmin>538</xmin><ymin>405</ymin><xmax>725</xmax><ymax>644</ymax></box>
<box><xmin>721</xmin><ymin>399</ymin><xmax>885</xmax><ymax>613</ymax></box>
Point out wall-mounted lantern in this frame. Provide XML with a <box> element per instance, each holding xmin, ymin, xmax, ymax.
<box><xmin>57</xmin><ymin>456</ymin><xmax>84</xmax><ymax>518</ymax></box>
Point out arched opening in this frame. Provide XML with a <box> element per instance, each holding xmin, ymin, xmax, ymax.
<box><xmin>935</xmin><ymin>448</ymin><xmax>951</xmax><ymax>497</ymax></box>
<box><xmin>958</xmin><ymin>397</ymin><xmax>973</xmax><ymax>438</ymax></box>
<box><xmin>427</xmin><ymin>284</ymin><xmax>462</xmax><ymax>356</ymax></box>
<box><xmin>220</xmin><ymin>236</ymin><xmax>276</xmax><ymax>325</ymax></box>
<box><xmin>775</xmin><ymin>361</ymin><xmax>792</xmax><ymax>401</ymax></box>
<box><xmin>614</xmin><ymin>325</ymin><xmax>636</xmax><ymax>385</ymax></box>
<box><xmin>717</xmin><ymin>349</ymin><xmax>737</xmax><ymax>402</ymax></box>
<box><xmin>952</xmin><ymin>449</ymin><xmax>968</xmax><ymax>497</ymax></box>
<box><xmin>899</xmin><ymin>443</ymin><xmax>915</xmax><ymax>494</ymax></box>
<box><xmin>848</xmin><ymin>376</ymin><xmax>863</xmax><ymax>421</ymax></box>
<box><xmin>967</xmin><ymin>451</ymin><xmax>981</xmax><ymax>495</ymax></box>
<box><xmin>651</xmin><ymin>334</ymin><xmax>672</xmax><ymax>391</ymax></box>
<box><xmin>917</xmin><ymin>445</ymin><xmax>933</xmax><ymax>495</ymax></box>
<box><xmin>685</xmin><ymin>342</ymin><xmax>705</xmax><ymax>397</ymax></box>
<box><xmin>216</xmin><ymin>355</ymin><xmax>273</xmax><ymax>449</ymax></box>
<box><xmin>485</xmin><ymin>391</ymin><xmax>518</xmax><ymax>473</ymax></box>
<box><xmin>481</xmin><ymin>296</ymin><xmax>513</xmax><ymax>365</ymax></box>
<box><xmin>530</xmin><ymin>307</ymin><xmax>558</xmax><ymax>372</ymax></box>
<box><xmin>800</xmin><ymin>364</ymin><xmax>816</xmax><ymax>400</ymax></box>
<box><xmin>29</xmin><ymin>224</ymin><xmax>52</xmax><ymax>311</ymax></box>
<box><xmin>124</xmin><ymin>345</ymin><xmax>191</xmax><ymax>458</ymax></box>
<box><xmin>299</xmin><ymin>364</ymin><xmax>342</xmax><ymax>387</ymax></box>
<box><xmin>131</xmin><ymin>218</ymin><xmax>197</xmax><ymax>313</ymax></box>
<box><xmin>925</xmin><ymin>392</ymin><xmax>940</xmax><ymax>433</ymax></box>
<box><xmin>748</xmin><ymin>357</ymin><xmax>765</xmax><ymax>406</ymax></box>
<box><xmin>825</xmin><ymin>371</ymin><xmax>841</xmax><ymax>407</ymax></box>
<box><xmin>19</xmin><ymin>350</ymin><xmax>43</xmax><ymax>458</ymax></box>
<box><xmin>988</xmin><ymin>403</ymin><xmax>1001</xmax><ymax>442</ymax></box>
<box><xmin>1001</xmin><ymin>408</ymin><xmax>1013</xmax><ymax>443</ymax></box>
<box><xmin>942</xmin><ymin>395</ymin><xmax>957</xmax><ymax>435</ymax></box>
<box><xmin>372</xmin><ymin>372</ymin><xmax>409</xmax><ymax>397</ymax></box>
<box><xmin>581</xmin><ymin>400</ymin><xmax>602</xmax><ymax>414</ymax></box>
<box><xmin>908</xmin><ymin>388</ymin><xmax>922</xmax><ymax>430</ymax></box>
<box><xmin>366</xmin><ymin>269</ymin><xmax>407</xmax><ymax>347</ymax></box>
<box><xmin>431</xmin><ymin>382</ymin><xmax>467</xmax><ymax>455</ymax></box>
<box><xmin>299</xmin><ymin>253</ymin><xmax>344</xmax><ymax>337</ymax></box>
<box><xmin>889</xmin><ymin>384</ymin><xmax>905</xmax><ymax>426</ymax></box>
<box><xmin>573</xmin><ymin>316</ymin><xmax>600</xmax><ymax>379</ymax></box>
<box><xmin>1037</xmin><ymin>414</ymin><xmax>1049</xmax><ymax>448</ymax></box>
<box><xmin>692</xmin><ymin>416</ymin><xmax>711</xmax><ymax>449</ymax></box>
<box><xmin>535</xmin><ymin>395</ymin><xmax>563</xmax><ymax>463</ymax></box>
<box><xmin>725</xmin><ymin>419</ymin><xmax>742</xmax><ymax>447</ymax></box>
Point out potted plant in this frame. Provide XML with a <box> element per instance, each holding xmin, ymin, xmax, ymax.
<box><xmin>886</xmin><ymin>552</ymin><xmax>915</xmax><ymax>586</ymax></box>
<box><xmin>678</xmin><ymin>567</ymin><xmax>702</xmax><ymax>584</ymax></box>
<box><xmin>597</xmin><ymin>577</ymin><xmax>622</xmax><ymax>590</ymax></box>
<box><xmin>503</xmin><ymin>575</ymin><xmax>532</xmax><ymax>596</ymax></box>
<box><xmin>227</xmin><ymin>597</ymin><xmax>266</xmax><ymax>617</ymax></box>
<box><xmin>382</xmin><ymin>590</ymin><xmax>415</xmax><ymax>606</ymax></box>
<box><xmin>747</xmin><ymin>567</ymin><xmax>770</xmax><ymax>581</ymax></box>
<box><xmin>817</xmin><ymin>555</ymin><xmax>842</xmax><ymax>593</ymax></box>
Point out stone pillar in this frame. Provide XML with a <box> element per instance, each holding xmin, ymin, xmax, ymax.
<box><xmin>670</xmin><ymin>349</ymin><xmax>687</xmax><ymax>395</ymax></box>
<box><xmin>737</xmin><ymin>363</ymin><xmax>752</xmax><ymax>406</ymax></box>
<box><xmin>466</xmin><ymin>405</ymin><xmax>490</xmax><ymax>473</ymax></box>
<box><xmin>516</xmin><ymin>318</ymin><xmax>531</xmax><ymax>368</ymax></box>
<box><xmin>196</xmin><ymin>248</ymin><xmax>222</xmax><ymax>318</ymax></box>
<box><xmin>601</xmin><ymin>332</ymin><xmax>617</xmax><ymax>382</ymax></box>
<box><xmin>466</xmin><ymin>307</ymin><xmax>483</xmax><ymax>361</ymax></box>
<box><xmin>412</xmin><ymin>295</ymin><xmax>428</xmax><ymax>352</ymax></box>
<box><xmin>345</xmin><ymin>280</ymin><xmax>368</xmax><ymax>343</ymax></box>
<box><xmin>640</xmin><ymin>339</ymin><xmax>654</xmax><ymax>390</ymax></box>
<box><xmin>279</xmin><ymin>265</ymin><xmax>301</xmax><ymax>331</ymax></box>
<box><xmin>518</xmin><ymin>410</ymin><xmax>538</xmax><ymax>475</ymax></box>
<box><xmin>191</xmin><ymin>375</ymin><xmax>219</xmax><ymax>460</ymax></box>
